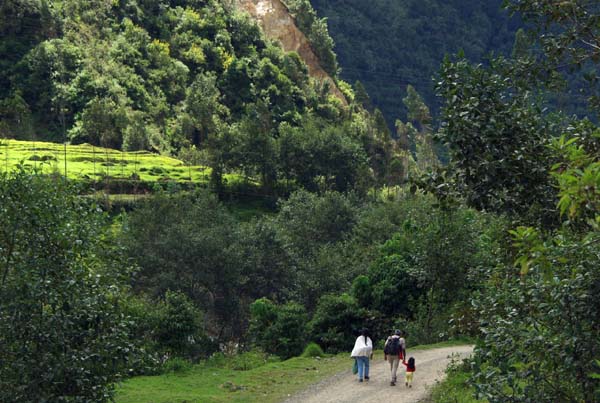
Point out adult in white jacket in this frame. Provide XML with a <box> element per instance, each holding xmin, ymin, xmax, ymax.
<box><xmin>350</xmin><ymin>328</ymin><xmax>373</xmax><ymax>382</ymax></box>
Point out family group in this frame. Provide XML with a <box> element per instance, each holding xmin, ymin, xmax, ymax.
<box><xmin>350</xmin><ymin>329</ymin><xmax>416</xmax><ymax>387</ymax></box>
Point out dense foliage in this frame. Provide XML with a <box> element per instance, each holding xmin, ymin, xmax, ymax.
<box><xmin>120</xmin><ymin>187</ymin><xmax>498</xmax><ymax>354</ymax></box>
<box><xmin>310</xmin><ymin>0</ymin><xmax>519</xmax><ymax>125</ymax></box>
<box><xmin>0</xmin><ymin>0</ymin><xmax>409</xmax><ymax>195</ymax></box>
<box><xmin>0</xmin><ymin>171</ymin><xmax>135</xmax><ymax>402</ymax></box>
<box><xmin>434</xmin><ymin>55</ymin><xmax>561</xmax><ymax>225</ymax></box>
<box><xmin>248</xmin><ymin>298</ymin><xmax>308</xmax><ymax>359</ymax></box>
<box><xmin>283</xmin><ymin>0</ymin><xmax>339</xmax><ymax>77</ymax></box>
<box><xmin>429</xmin><ymin>1</ymin><xmax>600</xmax><ymax>401</ymax></box>
<box><xmin>2</xmin><ymin>1</ymin><xmax>600</xmax><ymax>402</ymax></box>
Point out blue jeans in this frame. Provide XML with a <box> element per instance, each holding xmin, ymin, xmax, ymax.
<box><xmin>356</xmin><ymin>356</ymin><xmax>370</xmax><ymax>380</ymax></box>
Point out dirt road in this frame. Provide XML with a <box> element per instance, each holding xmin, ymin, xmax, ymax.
<box><xmin>283</xmin><ymin>345</ymin><xmax>473</xmax><ymax>403</ymax></box>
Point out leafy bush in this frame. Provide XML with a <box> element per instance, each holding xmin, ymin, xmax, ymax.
<box><xmin>308</xmin><ymin>293</ymin><xmax>368</xmax><ymax>353</ymax></box>
<box><xmin>121</xmin><ymin>190</ymin><xmax>245</xmax><ymax>339</ymax></box>
<box><xmin>0</xmin><ymin>171</ymin><xmax>136</xmax><ymax>402</ymax></box>
<box><xmin>393</xmin><ymin>297</ymin><xmax>451</xmax><ymax>346</ymax></box>
<box><xmin>228</xmin><ymin>350</ymin><xmax>280</xmax><ymax>371</ymax></box>
<box><xmin>301</xmin><ymin>342</ymin><xmax>325</xmax><ymax>358</ymax></box>
<box><xmin>155</xmin><ymin>290</ymin><xmax>205</xmax><ymax>359</ymax></box>
<box><xmin>364</xmin><ymin>206</ymin><xmax>499</xmax><ymax>318</ymax></box>
<box><xmin>249</xmin><ymin>298</ymin><xmax>308</xmax><ymax>359</ymax></box>
<box><xmin>430</xmin><ymin>357</ymin><xmax>483</xmax><ymax>403</ymax></box>
<box><xmin>161</xmin><ymin>357</ymin><xmax>193</xmax><ymax>374</ymax></box>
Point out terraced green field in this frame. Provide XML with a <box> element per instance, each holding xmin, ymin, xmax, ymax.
<box><xmin>0</xmin><ymin>139</ymin><xmax>210</xmax><ymax>183</ymax></box>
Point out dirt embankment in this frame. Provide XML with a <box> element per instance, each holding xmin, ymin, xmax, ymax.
<box><xmin>235</xmin><ymin>0</ymin><xmax>347</xmax><ymax>104</ymax></box>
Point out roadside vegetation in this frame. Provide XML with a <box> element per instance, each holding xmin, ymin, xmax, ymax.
<box><xmin>117</xmin><ymin>342</ymin><xmax>470</xmax><ymax>403</ymax></box>
<box><xmin>0</xmin><ymin>1</ymin><xmax>599</xmax><ymax>402</ymax></box>
<box><xmin>428</xmin><ymin>360</ymin><xmax>485</xmax><ymax>403</ymax></box>
<box><xmin>116</xmin><ymin>352</ymin><xmax>348</xmax><ymax>403</ymax></box>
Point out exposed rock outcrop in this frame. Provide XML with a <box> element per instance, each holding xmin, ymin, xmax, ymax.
<box><xmin>235</xmin><ymin>0</ymin><xmax>347</xmax><ymax>104</ymax></box>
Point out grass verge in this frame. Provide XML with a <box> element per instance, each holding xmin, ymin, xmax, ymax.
<box><xmin>116</xmin><ymin>341</ymin><xmax>474</xmax><ymax>403</ymax></box>
<box><xmin>426</xmin><ymin>349</ymin><xmax>486</xmax><ymax>403</ymax></box>
<box><xmin>428</xmin><ymin>369</ymin><xmax>486</xmax><ymax>403</ymax></box>
<box><xmin>115</xmin><ymin>354</ymin><xmax>351</xmax><ymax>403</ymax></box>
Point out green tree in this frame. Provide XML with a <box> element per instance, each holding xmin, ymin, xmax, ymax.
<box><xmin>284</xmin><ymin>0</ymin><xmax>339</xmax><ymax>77</ymax></box>
<box><xmin>511</xmin><ymin>28</ymin><xmax>531</xmax><ymax>59</ymax></box>
<box><xmin>438</xmin><ymin>3</ymin><xmax>600</xmax><ymax>401</ymax></box>
<box><xmin>472</xmin><ymin>140</ymin><xmax>600</xmax><ymax>400</ymax></box>
<box><xmin>249</xmin><ymin>298</ymin><xmax>308</xmax><ymax>359</ymax></box>
<box><xmin>0</xmin><ymin>171</ymin><xmax>135</xmax><ymax>402</ymax></box>
<box><xmin>155</xmin><ymin>290</ymin><xmax>204</xmax><ymax>358</ymax></box>
<box><xmin>70</xmin><ymin>97</ymin><xmax>128</xmax><ymax>149</ymax></box>
<box><xmin>278</xmin><ymin>116</ymin><xmax>368</xmax><ymax>192</ymax></box>
<box><xmin>231</xmin><ymin>101</ymin><xmax>278</xmax><ymax>194</ymax></box>
<box><xmin>402</xmin><ymin>85</ymin><xmax>438</xmax><ymax>172</ymax></box>
<box><xmin>186</xmin><ymin>72</ymin><xmax>227</xmax><ymax>146</ymax></box>
<box><xmin>308</xmin><ymin>293</ymin><xmax>367</xmax><ymax>353</ymax></box>
<box><xmin>353</xmin><ymin>80</ymin><xmax>373</xmax><ymax>111</ymax></box>
<box><xmin>435</xmin><ymin>56</ymin><xmax>558</xmax><ymax>224</ymax></box>
<box><xmin>274</xmin><ymin>190</ymin><xmax>361</xmax><ymax>305</ymax></box>
<box><xmin>365</xmin><ymin>205</ymin><xmax>493</xmax><ymax>318</ymax></box>
<box><xmin>121</xmin><ymin>190</ymin><xmax>244</xmax><ymax>338</ymax></box>
<box><xmin>239</xmin><ymin>219</ymin><xmax>295</xmax><ymax>301</ymax></box>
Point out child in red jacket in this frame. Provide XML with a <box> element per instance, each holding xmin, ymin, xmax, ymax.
<box><xmin>402</xmin><ymin>357</ymin><xmax>416</xmax><ymax>387</ymax></box>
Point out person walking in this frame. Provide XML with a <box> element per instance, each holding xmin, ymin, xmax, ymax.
<box><xmin>399</xmin><ymin>330</ymin><xmax>406</xmax><ymax>360</ymax></box>
<box><xmin>383</xmin><ymin>329</ymin><xmax>403</xmax><ymax>386</ymax></box>
<box><xmin>350</xmin><ymin>328</ymin><xmax>373</xmax><ymax>382</ymax></box>
<box><xmin>402</xmin><ymin>357</ymin><xmax>416</xmax><ymax>388</ymax></box>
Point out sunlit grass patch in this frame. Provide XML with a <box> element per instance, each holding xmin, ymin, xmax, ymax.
<box><xmin>0</xmin><ymin>139</ymin><xmax>210</xmax><ymax>183</ymax></box>
<box><xmin>116</xmin><ymin>353</ymin><xmax>350</xmax><ymax>403</ymax></box>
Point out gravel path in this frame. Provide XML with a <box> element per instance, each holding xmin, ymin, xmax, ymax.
<box><xmin>283</xmin><ymin>345</ymin><xmax>473</xmax><ymax>403</ymax></box>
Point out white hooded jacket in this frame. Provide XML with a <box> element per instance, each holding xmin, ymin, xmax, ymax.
<box><xmin>350</xmin><ymin>335</ymin><xmax>373</xmax><ymax>358</ymax></box>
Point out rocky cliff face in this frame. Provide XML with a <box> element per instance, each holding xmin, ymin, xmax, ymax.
<box><xmin>235</xmin><ymin>0</ymin><xmax>346</xmax><ymax>103</ymax></box>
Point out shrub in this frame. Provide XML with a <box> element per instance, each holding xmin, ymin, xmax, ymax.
<box><xmin>155</xmin><ymin>290</ymin><xmax>204</xmax><ymax>358</ymax></box>
<box><xmin>308</xmin><ymin>293</ymin><xmax>368</xmax><ymax>353</ymax></box>
<box><xmin>161</xmin><ymin>357</ymin><xmax>192</xmax><ymax>374</ymax></box>
<box><xmin>228</xmin><ymin>350</ymin><xmax>279</xmax><ymax>371</ymax></box>
<box><xmin>0</xmin><ymin>171</ymin><xmax>137</xmax><ymax>402</ymax></box>
<box><xmin>249</xmin><ymin>298</ymin><xmax>308</xmax><ymax>359</ymax></box>
<box><xmin>121</xmin><ymin>190</ymin><xmax>245</xmax><ymax>339</ymax></box>
<box><xmin>351</xmin><ymin>275</ymin><xmax>372</xmax><ymax>309</ymax></box>
<box><xmin>301</xmin><ymin>342</ymin><xmax>325</xmax><ymax>358</ymax></box>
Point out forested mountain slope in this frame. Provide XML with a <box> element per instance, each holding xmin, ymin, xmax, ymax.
<box><xmin>0</xmin><ymin>0</ymin><xmax>408</xmax><ymax>194</ymax></box>
<box><xmin>235</xmin><ymin>0</ymin><xmax>345</xmax><ymax>102</ymax></box>
<box><xmin>311</xmin><ymin>0</ymin><xmax>520</xmax><ymax>123</ymax></box>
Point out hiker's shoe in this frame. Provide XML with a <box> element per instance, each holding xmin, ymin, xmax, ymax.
<box><xmin>359</xmin><ymin>379</ymin><xmax>363</xmax><ymax>383</ymax></box>
<box><xmin>390</xmin><ymin>381</ymin><xmax>395</xmax><ymax>386</ymax></box>
<box><xmin>364</xmin><ymin>376</ymin><xmax>369</xmax><ymax>381</ymax></box>
<box><xmin>409</xmin><ymin>384</ymin><xmax>412</xmax><ymax>388</ymax></box>
<box><xmin>405</xmin><ymin>382</ymin><xmax>408</xmax><ymax>387</ymax></box>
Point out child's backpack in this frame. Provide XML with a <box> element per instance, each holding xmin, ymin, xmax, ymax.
<box><xmin>384</xmin><ymin>337</ymin><xmax>401</xmax><ymax>355</ymax></box>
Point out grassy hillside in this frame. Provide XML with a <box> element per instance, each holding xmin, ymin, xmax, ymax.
<box><xmin>0</xmin><ymin>139</ymin><xmax>212</xmax><ymax>183</ymax></box>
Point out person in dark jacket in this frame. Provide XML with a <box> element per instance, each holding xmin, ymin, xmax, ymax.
<box><xmin>383</xmin><ymin>329</ymin><xmax>403</xmax><ymax>386</ymax></box>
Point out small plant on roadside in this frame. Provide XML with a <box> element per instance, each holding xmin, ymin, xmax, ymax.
<box><xmin>228</xmin><ymin>350</ymin><xmax>279</xmax><ymax>371</ymax></box>
<box><xmin>301</xmin><ymin>343</ymin><xmax>326</xmax><ymax>358</ymax></box>
<box><xmin>161</xmin><ymin>357</ymin><xmax>192</xmax><ymax>374</ymax></box>
<box><xmin>249</xmin><ymin>298</ymin><xmax>308</xmax><ymax>359</ymax></box>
